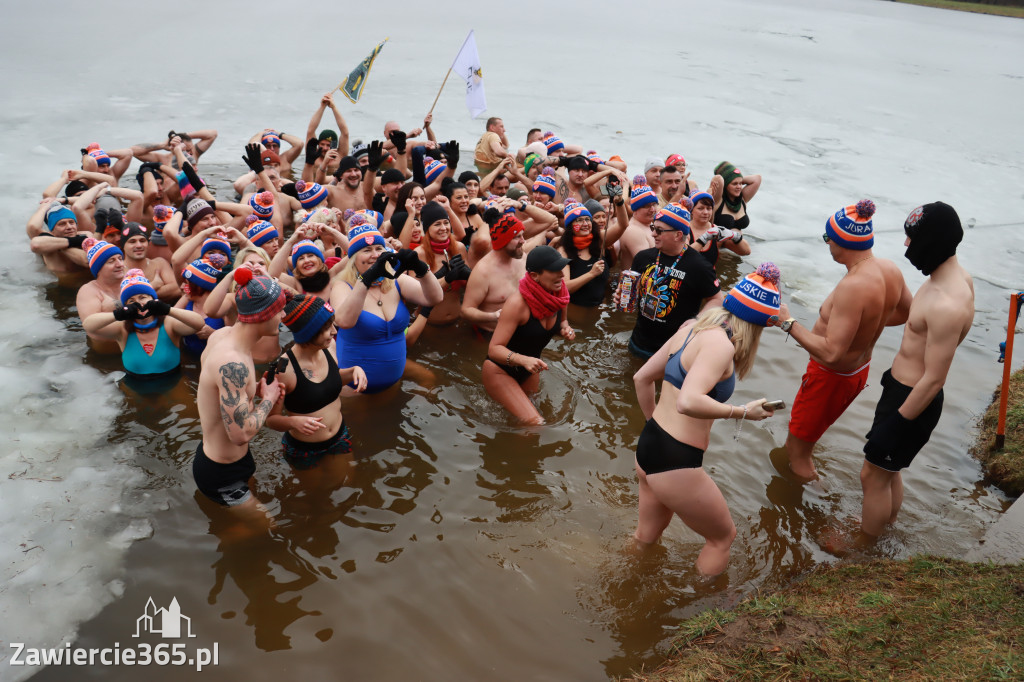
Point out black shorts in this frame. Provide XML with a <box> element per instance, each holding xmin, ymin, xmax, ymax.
<box><xmin>636</xmin><ymin>418</ymin><xmax>705</xmax><ymax>475</ymax></box>
<box><xmin>864</xmin><ymin>369</ymin><xmax>944</xmax><ymax>472</ymax></box>
<box><xmin>192</xmin><ymin>443</ymin><xmax>256</xmax><ymax>506</ymax></box>
<box><xmin>282</xmin><ymin>422</ymin><xmax>352</xmax><ymax>469</ymax></box>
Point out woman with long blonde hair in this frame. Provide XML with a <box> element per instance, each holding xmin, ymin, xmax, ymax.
<box><xmin>631</xmin><ymin>263</ymin><xmax>783</xmax><ymax>576</ymax></box>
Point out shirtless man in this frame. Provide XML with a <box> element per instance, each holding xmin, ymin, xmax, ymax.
<box><xmin>76</xmin><ymin>239</ymin><xmax>126</xmax><ymax>352</ymax></box>
<box><xmin>657</xmin><ymin>165</ymin><xmax>685</xmax><ymax>206</ymax></box>
<box><xmin>28</xmin><ymin>201</ymin><xmax>91</xmax><ymax>275</ymax></box>
<box><xmin>461</xmin><ymin>214</ymin><xmax>543</xmax><ymax>333</ymax></box>
<box><xmin>119</xmin><ymin>222</ymin><xmax>177</xmax><ymax>301</ymax></box>
<box><xmin>774</xmin><ymin>201</ymin><xmax>911</xmax><ymax>480</ymax></box>
<box><xmin>859</xmin><ymin>201</ymin><xmax>973</xmax><ymax>537</ymax></box>
<box><xmin>327</xmin><ymin>156</ymin><xmax>366</xmax><ymax>212</ymax></box>
<box><xmin>194</xmin><ymin>270</ymin><xmax>286</xmax><ymax>513</ymax></box>
<box><xmin>606</xmin><ymin>179</ymin><xmax>658</xmax><ymax>271</ymax></box>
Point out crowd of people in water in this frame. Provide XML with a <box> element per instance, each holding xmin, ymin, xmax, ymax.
<box><xmin>28</xmin><ymin>93</ymin><xmax>975</xmax><ymax>574</ymax></box>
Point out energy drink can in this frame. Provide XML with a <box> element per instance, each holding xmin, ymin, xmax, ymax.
<box><xmin>616</xmin><ymin>269</ymin><xmax>639</xmax><ymax>313</ymax></box>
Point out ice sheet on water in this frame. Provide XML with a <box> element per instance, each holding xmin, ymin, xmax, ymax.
<box><xmin>0</xmin><ymin>345</ymin><xmax>160</xmax><ymax>675</ymax></box>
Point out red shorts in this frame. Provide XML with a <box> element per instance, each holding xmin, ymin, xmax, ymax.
<box><xmin>788</xmin><ymin>358</ymin><xmax>870</xmax><ymax>443</ymax></box>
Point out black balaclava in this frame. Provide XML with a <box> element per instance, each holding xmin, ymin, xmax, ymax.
<box><xmin>904</xmin><ymin>201</ymin><xmax>962</xmax><ymax>275</ymax></box>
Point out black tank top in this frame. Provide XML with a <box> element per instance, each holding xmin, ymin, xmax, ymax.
<box><xmin>283</xmin><ymin>348</ymin><xmax>344</xmax><ymax>414</ymax></box>
<box><xmin>568</xmin><ymin>256</ymin><xmax>609</xmax><ymax>307</ymax></box>
<box><xmin>507</xmin><ymin>309</ymin><xmax>561</xmax><ymax>360</ymax></box>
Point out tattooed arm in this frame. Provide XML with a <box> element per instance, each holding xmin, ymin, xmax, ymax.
<box><xmin>217</xmin><ymin>361</ymin><xmax>283</xmax><ymax>445</ymax></box>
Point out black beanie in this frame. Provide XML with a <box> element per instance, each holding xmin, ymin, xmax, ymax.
<box><xmin>420</xmin><ymin>201</ymin><xmax>448</xmax><ymax>229</ymax></box>
<box><xmin>904</xmin><ymin>201</ymin><xmax>963</xmax><ymax>275</ymax></box>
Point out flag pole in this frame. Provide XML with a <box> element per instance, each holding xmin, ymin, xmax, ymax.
<box><xmin>428</xmin><ymin>67</ymin><xmax>453</xmax><ymax>115</ymax></box>
<box><xmin>428</xmin><ymin>30</ymin><xmax>475</xmax><ymax>115</ymax></box>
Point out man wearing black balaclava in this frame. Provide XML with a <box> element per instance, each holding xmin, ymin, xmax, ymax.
<box><xmin>859</xmin><ymin>201</ymin><xmax>974</xmax><ymax>539</ymax></box>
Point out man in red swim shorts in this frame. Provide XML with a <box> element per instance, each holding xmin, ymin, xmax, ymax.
<box><xmin>772</xmin><ymin>200</ymin><xmax>911</xmax><ymax>480</ymax></box>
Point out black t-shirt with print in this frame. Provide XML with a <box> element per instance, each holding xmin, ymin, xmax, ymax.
<box><xmin>628</xmin><ymin>247</ymin><xmax>720</xmax><ymax>354</ymax></box>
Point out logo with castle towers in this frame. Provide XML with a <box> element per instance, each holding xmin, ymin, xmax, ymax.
<box><xmin>133</xmin><ymin>597</ymin><xmax>196</xmax><ymax>639</ymax></box>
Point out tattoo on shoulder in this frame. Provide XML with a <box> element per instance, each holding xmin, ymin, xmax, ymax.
<box><xmin>219</xmin><ymin>362</ymin><xmax>248</xmax><ymax>406</ymax></box>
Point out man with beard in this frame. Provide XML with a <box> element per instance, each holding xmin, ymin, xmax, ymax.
<box><xmin>461</xmin><ymin>214</ymin><xmax>545</xmax><ymax>334</ymax></box>
<box><xmin>327</xmin><ymin>155</ymin><xmax>367</xmax><ymax>212</ymax></box>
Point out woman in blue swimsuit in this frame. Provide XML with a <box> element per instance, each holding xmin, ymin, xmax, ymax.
<box><xmin>330</xmin><ymin>223</ymin><xmax>443</xmax><ymax>394</ymax></box>
<box><xmin>631</xmin><ymin>263</ymin><xmax>783</xmax><ymax>576</ymax></box>
<box><xmin>82</xmin><ymin>269</ymin><xmax>205</xmax><ymax>381</ymax></box>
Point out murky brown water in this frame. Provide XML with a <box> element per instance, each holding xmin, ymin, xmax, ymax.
<box><xmin>32</xmin><ymin>248</ymin><xmax>1010</xmax><ymax>681</ymax></box>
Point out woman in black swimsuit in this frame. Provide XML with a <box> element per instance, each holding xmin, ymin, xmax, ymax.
<box><xmin>483</xmin><ymin>246</ymin><xmax>576</xmax><ymax>425</ymax></box>
<box><xmin>556</xmin><ymin>200</ymin><xmax>609</xmax><ymax>307</ymax></box>
<box><xmin>712</xmin><ymin>161</ymin><xmax>761</xmax><ymax>231</ymax></box>
<box><xmin>266</xmin><ymin>293</ymin><xmax>367</xmax><ymax>469</ymax></box>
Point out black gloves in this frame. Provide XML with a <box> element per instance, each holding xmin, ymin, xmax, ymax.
<box><xmin>443</xmin><ymin>254</ymin><xmax>471</xmax><ymax>283</ymax></box>
<box><xmin>389</xmin><ymin>130</ymin><xmax>408</xmax><ymax>155</ymax></box>
<box><xmin>371</xmin><ymin>193</ymin><xmax>389</xmax><ymax>213</ymax></box>
<box><xmin>135</xmin><ymin>162</ymin><xmax>162</xmax><ymax>190</ymax></box>
<box><xmin>242</xmin><ymin>143</ymin><xmax>264</xmax><ymax>174</ymax></box>
<box><xmin>466</xmin><ymin>203</ymin><xmax>479</xmax><ymax>217</ymax></box>
<box><xmin>144</xmin><ymin>299</ymin><xmax>172</xmax><ymax>317</ymax></box>
<box><xmin>360</xmin><ymin>251</ymin><xmax>401</xmax><ymax>286</ymax></box>
<box><xmin>441</xmin><ymin>140</ymin><xmax>459</xmax><ymax>168</ymax></box>
<box><xmin>396</xmin><ymin>248</ymin><xmax>430</xmax><ymax>278</ymax></box>
<box><xmin>367</xmin><ymin>140</ymin><xmax>386</xmax><ymax>172</ymax></box>
<box><xmin>113</xmin><ymin>303</ymin><xmax>143</xmax><ymax>321</ymax></box>
<box><xmin>588</xmin><ymin>160</ymin><xmax>600</xmax><ymax>173</ymax></box>
<box><xmin>304</xmin><ymin>138</ymin><xmax>322</xmax><ymax>165</ymax></box>
<box><xmin>181</xmin><ymin>162</ymin><xmax>205</xmax><ymax>192</ymax></box>
<box><xmin>66</xmin><ymin>234</ymin><xmax>88</xmax><ymax>249</ymax></box>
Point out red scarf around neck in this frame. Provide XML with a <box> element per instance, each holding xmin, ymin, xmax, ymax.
<box><xmin>518</xmin><ymin>274</ymin><xmax>569</xmax><ymax>320</ymax></box>
<box><xmin>571</xmin><ymin>233</ymin><xmax>593</xmax><ymax>250</ymax></box>
<box><xmin>429</xmin><ymin>237</ymin><xmax>451</xmax><ymax>254</ymax></box>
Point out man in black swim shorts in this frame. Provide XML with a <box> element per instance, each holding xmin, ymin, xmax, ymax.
<box><xmin>859</xmin><ymin>202</ymin><xmax>974</xmax><ymax>537</ymax></box>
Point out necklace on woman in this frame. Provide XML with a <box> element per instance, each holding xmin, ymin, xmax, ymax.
<box><xmin>369</xmin><ymin>288</ymin><xmax>384</xmax><ymax>307</ymax></box>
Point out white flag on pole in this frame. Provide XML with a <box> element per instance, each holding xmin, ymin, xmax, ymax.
<box><xmin>451</xmin><ymin>30</ymin><xmax>487</xmax><ymax>119</ymax></box>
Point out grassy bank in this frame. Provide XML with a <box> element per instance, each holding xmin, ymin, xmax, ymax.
<box><xmin>625</xmin><ymin>557</ymin><xmax>1024</xmax><ymax>681</ymax></box>
<box><xmin>972</xmin><ymin>366</ymin><xmax>1024</xmax><ymax>496</ymax></box>
<box><xmin>888</xmin><ymin>0</ymin><xmax>1024</xmax><ymax>18</ymax></box>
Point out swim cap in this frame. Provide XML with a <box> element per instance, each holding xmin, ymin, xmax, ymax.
<box><xmin>825</xmin><ymin>200</ymin><xmax>876</xmax><ymax>251</ymax></box>
<box><xmin>903</xmin><ymin>201</ymin><xmax>963</xmax><ymax>275</ymax></box>
<box><xmin>723</xmin><ymin>263</ymin><xmax>782</xmax><ymax>327</ymax></box>
<box><xmin>282</xmin><ymin>293</ymin><xmax>336</xmax><ymax>345</ymax></box>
